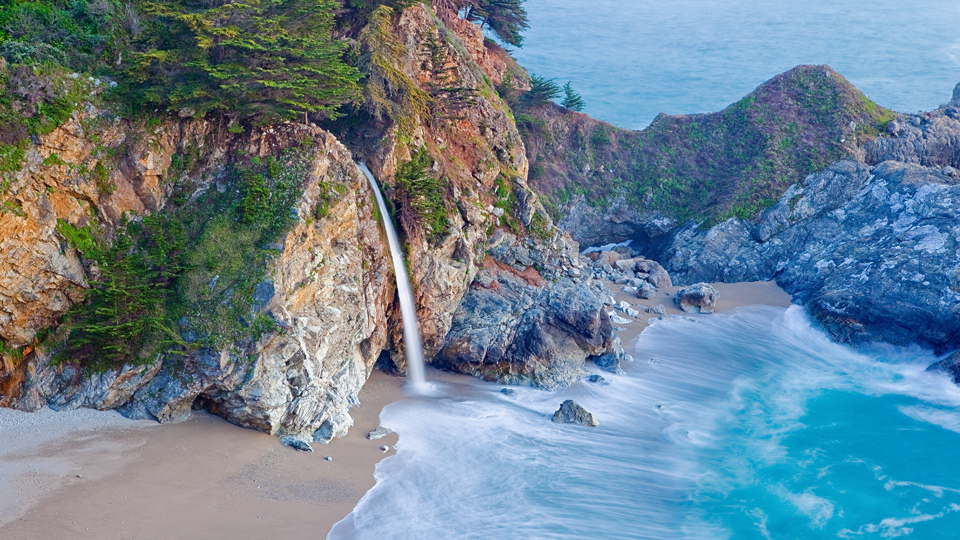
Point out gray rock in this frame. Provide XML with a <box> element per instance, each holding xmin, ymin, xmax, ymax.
<box><xmin>587</xmin><ymin>374</ymin><xmax>606</xmax><ymax>383</ymax></box>
<box><xmin>651</xmin><ymin>304</ymin><xmax>667</xmax><ymax>317</ymax></box>
<box><xmin>281</xmin><ymin>436</ymin><xmax>314</xmax><ymax>452</ymax></box>
<box><xmin>367</xmin><ymin>426</ymin><xmax>393</xmax><ymax>440</ymax></box>
<box><xmin>590</xmin><ymin>335</ymin><xmax>626</xmax><ymax>373</ymax></box>
<box><xmin>551</xmin><ymin>399</ymin><xmax>599</xmax><ymax>426</ymax></box>
<box><xmin>500</xmin><ymin>388</ymin><xmax>516</xmax><ymax>396</ymax></box>
<box><xmin>674</xmin><ymin>283</ymin><xmax>720</xmax><ymax>314</ymax></box>
<box><xmin>438</xmin><ymin>231</ymin><xmax>617</xmax><ymax>389</ymax></box>
<box><xmin>637</xmin><ymin>281</ymin><xmax>657</xmax><ymax>300</ymax></box>
<box><xmin>927</xmin><ymin>351</ymin><xmax>960</xmax><ymax>383</ymax></box>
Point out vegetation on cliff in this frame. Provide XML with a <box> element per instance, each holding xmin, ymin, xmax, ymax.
<box><xmin>55</xmin><ymin>145</ymin><xmax>313</xmax><ymax>372</ymax></box>
<box><xmin>518</xmin><ymin>65</ymin><xmax>896</xmax><ymax>225</ymax></box>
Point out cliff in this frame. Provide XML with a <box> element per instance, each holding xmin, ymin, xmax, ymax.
<box><xmin>0</xmin><ymin>3</ymin><xmax>619</xmax><ymax>446</ymax></box>
<box><xmin>654</xmin><ymin>93</ymin><xmax>960</xmax><ymax>354</ymax></box>
<box><xmin>521</xmin><ymin>65</ymin><xmax>895</xmax><ymax>248</ymax></box>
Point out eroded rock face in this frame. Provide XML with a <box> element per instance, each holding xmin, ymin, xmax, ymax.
<box><xmin>659</xmin><ymin>158</ymin><xmax>960</xmax><ymax>352</ymax></box>
<box><xmin>9</xmin><ymin>123</ymin><xmax>395</xmax><ymax>444</ymax></box>
<box><xmin>675</xmin><ymin>283</ymin><xmax>720</xmax><ymax>314</ymax></box>
<box><xmin>437</xmin><ymin>231</ymin><xmax>614</xmax><ymax>389</ymax></box>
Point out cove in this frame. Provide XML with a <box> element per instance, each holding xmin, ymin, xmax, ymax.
<box><xmin>330</xmin><ymin>306</ymin><xmax>960</xmax><ymax>539</ymax></box>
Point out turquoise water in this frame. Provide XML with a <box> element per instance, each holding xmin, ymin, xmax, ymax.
<box><xmin>330</xmin><ymin>307</ymin><xmax>960</xmax><ymax>538</ymax></box>
<box><xmin>512</xmin><ymin>0</ymin><xmax>960</xmax><ymax>129</ymax></box>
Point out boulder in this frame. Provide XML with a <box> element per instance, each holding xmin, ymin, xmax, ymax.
<box><xmin>552</xmin><ymin>399</ymin><xmax>599</xmax><ymax>426</ymax></box>
<box><xmin>674</xmin><ymin>283</ymin><xmax>720</xmax><ymax>314</ymax></box>
<box><xmin>637</xmin><ymin>281</ymin><xmax>657</xmax><ymax>300</ymax></box>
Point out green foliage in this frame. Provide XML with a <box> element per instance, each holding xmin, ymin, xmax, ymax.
<box><xmin>0</xmin><ymin>0</ymin><xmax>128</xmax><ymax>71</ymax></box>
<box><xmin>590</xmin><ymin>123</ymin><xmax>611</xmax><ymax>147</ymax></box>
<box><xmin>395</xmin><ymin>148</ymin><xmax>449</xmax><ymax>244</ymax></box>
<box><xmin>57</xmin><ymin>219</ymin><xmax>104</xmax><ymax>260</ymax></box>
<box><xmin>353</xmin><ymin>5</ymin><xmax>432</xmax><ymax>135</ymax></box>
<box><xmin>92</xmin><ymin>161</ymin><xmax>115</xmax><ymax>194</ymax></box>
<box><xmin>463</xmin><ymin>0</ymin><xmax>529</xmax><ymax>47</ymax></box>
<box><xmin>523</xmin><ymin>74</ymin><xmax>560</xmax><ymax>107</ymax></box>
<box><xmin>124</xmin><ymin>0</ymin><xmax>361</xmax><ymax>122</ymax></box>
<box><xmin>561</xmin><ymin>81</ymin><xmax>584</xmax><ymax>112</ymax></box>
<box><xmin>55</xmin><ymin>147</ymin><xmax>312</xmax><ymax>372</ymax></box>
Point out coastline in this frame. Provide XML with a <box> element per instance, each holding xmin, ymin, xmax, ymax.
<box><xmin>602</xmin><ymin>279</ymin><xmax>793</xmax><ymax>354</ymax></box>
<box><xmin>0</xmin><ymin>281</ymin><xmax>792</xmax><ymax>540</ymax></box>
<box><xmin>0</xmin><ymin>369</ymin><xmax>404</xmax><ymax>540</ymax></box>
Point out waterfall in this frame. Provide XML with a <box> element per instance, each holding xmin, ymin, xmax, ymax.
<box><xmin>358</xmin><ymin>163</ymin><xmax>427</xmax><ymax>390</ymax></box>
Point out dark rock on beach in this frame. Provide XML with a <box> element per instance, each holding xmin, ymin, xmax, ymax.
<box><xmin>674</xmin><ymin>283</ymin><xmax>720</xmax><ymax>314</ymax></box>
<box><xmin>552</xmin><ymin>399</ymin><xmax>599</xmax><ymax>426</ymax></box>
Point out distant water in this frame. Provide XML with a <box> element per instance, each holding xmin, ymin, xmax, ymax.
<box><xmin>330</xmin><ymin>307</ymin><xmax>960</xmax><ymax>538</ymax></box>
<box><xmin>512</xmin><ymin>0</ymin><xmax>960</xmax><ymax>129</ymax></box>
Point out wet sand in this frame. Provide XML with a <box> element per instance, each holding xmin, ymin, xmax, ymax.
<box><xmin>0</xmin><ymin>370</ymin><xmax>405</xmax><ymax>540</ymax></box>
<box><xmin>603</xmin><ymin>279</ymin><xmax>793</xmax><ymax>353</ymax></box>
<box><xmin>0</xmin><ymin>281</ymin><xmax>792</xmax><ymax>539</ymax></box>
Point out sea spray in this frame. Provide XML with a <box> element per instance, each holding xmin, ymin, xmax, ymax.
<box><xmin>358</xmin><ymin>163</ymin><xmax>427</xmax><ymax>390</ymax></box>
<box><xmin>330</xmin><ymin>306</ymin><xmax>960</xmax><ymax>539</ymax></box>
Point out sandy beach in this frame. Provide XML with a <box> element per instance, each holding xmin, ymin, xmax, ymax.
<box><xmin>0</xmin><ymin>280</ymin><xmax>791</xmax><ymax>540</ymax></box>
<box><xmin>603</xmin><ymin>279</ymin><xmax>793</xmax><ymax>353</ymax></box>
<box><xmin>0</xmin><ymin>370</ymin><xmax>404</xmax><ymax>540</ymax></box>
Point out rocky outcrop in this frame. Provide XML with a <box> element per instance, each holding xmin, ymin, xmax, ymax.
<box><xmin>437</xmin><ymin>230</ymin><xmax>614</xmax><ymax>389</ymax></box>
<box><xmin>528</xmin><ymin>66</ymin><xmax>895</xmax><ymax>246</ymax></box>
<box><xmin>927</xmin><ymin>351</ymin><xmax>960</xmax><ymax>383</ymax></box>
<box><xmin>552</xmin><ymin>399</ymin><xmax>598</xmax><ymax>426</ymax></box>
<box><xmin>674</xmin><ymin>283</ymin><xmax>720</xmax><ymax>314</ymax></box>
<box><xmin>7</xmin><ymin>121</ymin><xmax>395</xmax><ymax>445</ymax></box>
<box><xmin>1</xmin><ymin>2</ymin><xmax>622</xmax><ymax>437</ymax></box>
<box><xmin>335</xmin><ymin>4</ymin><xmax>621</xmax><ymax>385</ymax></box>
<box><xmin>658</xmin><ymin>157</ymin><xmax>960</xmax><ymax>353</ymax></box>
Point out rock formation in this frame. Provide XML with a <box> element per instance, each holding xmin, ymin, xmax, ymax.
<box><xmin>551</xmin><ymin>399</ymin><xmax>599</xmax><ymax>426</ymax></box>
<box><xmin>0</xmin><ymin>2</ymin><xmax>622</xmax><ymax>443</ymax></box>
<box><xmin>674</xmin><ymin>284</ymin><xmax>720</xmax><ymax>314</ymax></box>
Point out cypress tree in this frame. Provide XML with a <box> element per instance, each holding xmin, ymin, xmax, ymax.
<box><xmin>127</xmin><ymin>0</ymin><xmax>362</xmax><ymax>122</ymax></box>
<box><xmin>561</xmin><ymin>81</ymin><xmax>585</xmax><ymax>111</ymax></box>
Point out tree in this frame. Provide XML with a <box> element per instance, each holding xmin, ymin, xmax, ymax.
<box><xmin>523</xmin><ymin>74</ymin><xmax>559</xmax><ymax>106</ymax></box>
<box><xmin>465</xmin><ymin>0</ymin><xmax>528</xmax><ymax>47</ymax></box>
<box><xmin>561</xmin><ymin>81</ymin><xmax>585</xmax><ymax>111</ymax></box>
<box><xmin>126</xmin><ymin>0</ymin><xmax>361</xmax><ymax>122</ymax></box>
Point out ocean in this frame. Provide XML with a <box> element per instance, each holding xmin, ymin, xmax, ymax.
<box><xmin>330</xmin><ymin>307</ymin><xmax>960</xmax><ymax>538</ymax></box>
<box><xmin>512</xmin><ymin>0</ymin><xmax>960</xmax><ymax>129</ymax></box>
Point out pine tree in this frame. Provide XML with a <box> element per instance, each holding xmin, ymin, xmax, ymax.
<box><xmin>465</xmin><ymin>0</ymin><xmax>528</xmax><ymax>47</ymax></box>
<box><xmin>561</xmin><ymin>81</ymin><xmax>585</xmax><ymax>112</ymax></box>
<box><xmin>523</xmin><ymin>74</ymin><xmax>560</xmax><ymax>106</ymax></box>
<box><xmin>126</xmin><ymin>0</ymin><xmax>362</xmax><ymax>122</ymax></box>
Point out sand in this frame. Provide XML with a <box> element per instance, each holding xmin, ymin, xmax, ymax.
<box><xmin>0</xmin><ymin>369</ymin><xmax>405</xmax><ymax>540</ymax></box>
<box><xmin>0</xmin><ymin>280</ymin><xmax>792</xmax><ymax>539</ymax></box>
<box><xmin>603</xmin><ymin>279</ymin><xmax>793</xmax><ymax>354</ymax></box>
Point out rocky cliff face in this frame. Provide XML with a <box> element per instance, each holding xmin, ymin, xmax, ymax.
<box><xmin>651</xmin><ymin>99</ymin><xmax>960</xmax><ymax>354</ymax></box>
<box><xmin>1</xmin><ymin>110</ymin><xmax>396</xmax><ymax>445</ymax></box>
<box><xmin>0</xmin><ymin>3</ymin><xmax>619</xmax><ymax>443</ymax></box>
<box><xmin>328</xmin><ymin>4</ymin><xmax>616</xmax><ymax>380</ymax></box>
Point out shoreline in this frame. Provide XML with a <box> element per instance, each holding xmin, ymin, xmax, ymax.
<box><xmin>0</xmin><ymin>281</ymin><xmax>792</xmax><ymax>540</ymax></box>
<box><xmin>0</xmin><ymin>369</ymin><xmax>405</xmax><ymax>540</ymax></box>
<box><xmin>601</xmin><ymin>279</ymin><xmax>793</xmax><ymax>354</ymax></box>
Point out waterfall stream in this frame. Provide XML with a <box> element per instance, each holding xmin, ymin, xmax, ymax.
<box><xmin>358</xmin><ymin>163</ymin><xmax>427</xmax><ymax>390</ymax></box>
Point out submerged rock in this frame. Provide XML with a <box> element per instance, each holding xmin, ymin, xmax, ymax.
<box><xmin>674</xmin><ymin>283</ymin><xmax>720</xmax><ymax>314</ymax></box>
<box><xmin>927</xmin><ymin>351</ymin><xmax>960</xmax><ymax>383</ymax></box>
<box><xmin>551</xmin><ymin>399</ymin><xmax>599</xmax><ymax>426</ymax></box>
<box><xmin>367</xmin><ymin>426</ymin><xmax>394</xmax><ymax>440</ymax></box>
